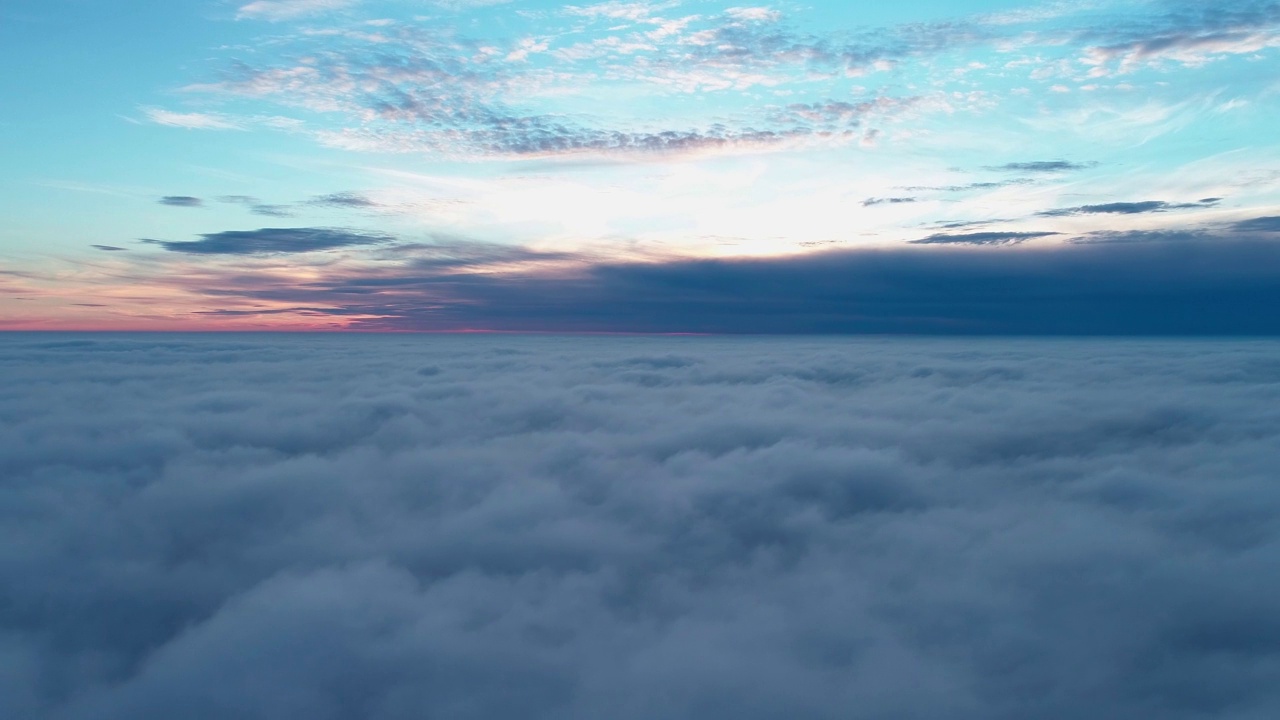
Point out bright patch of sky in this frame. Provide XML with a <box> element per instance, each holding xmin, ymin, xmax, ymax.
<box><xmin>2</xmin><ymin>0</ymin><xmax>1280</xmax><ymax>328</ymax></box>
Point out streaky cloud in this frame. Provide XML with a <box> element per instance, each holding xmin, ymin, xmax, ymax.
<box><xmin>158</xmin><ymin>196</ymin><xmax>203</xmax><ymax>208</ymax></box>
<box><xmin>909</xmin><ymin>231</ymin><xmax>1059</xmax><ymax>245</ymax></box>
<box><xmin>142</xmin><ymin>227</ymin><xmax>393</xmax><ymax>255</ymax></box>
<box><xmin>1038</xmin><ymin>199</ymin><xmax>1220</xmax><ymax>217</ymax></box>
<box><xmin>309</xmin><ymin>192</ymin><xmax>380</xmax><ymax>208</ymax></box>
<box><xmin>985</xmin><ymin>160</ymin><xmax>1097</xmax><ymax>173</ymax></box>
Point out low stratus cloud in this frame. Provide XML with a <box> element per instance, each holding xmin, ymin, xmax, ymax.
<box><xmin>142</xmin><ymin>227</ymin><xmax>393</xmax><ymax>255</ymax></box>
<box><xmin>2</xmin><ymin>335</ymin><xmax>1279</xmax><ymax>718</ymax></box>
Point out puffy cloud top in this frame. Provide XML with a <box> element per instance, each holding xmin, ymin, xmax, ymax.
<box><xmin>2</xmin><ymin>334</ymin><xmax>1280</xmax><ymax>718</ymax></box>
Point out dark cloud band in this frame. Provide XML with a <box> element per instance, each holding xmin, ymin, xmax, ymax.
<box><xmin>142</xmin><ymin>227</ymin><xmax>393</xmax><ymax>255</ymax></box>
<box><xmin>165</xmin><ymin>236</ymin><xmax>1280</xmax><ymax>335</ymax></box>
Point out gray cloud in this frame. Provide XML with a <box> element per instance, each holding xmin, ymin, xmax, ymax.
<box><xmin>3</xmin><ymin>334</ymin><xmax>1280</xmax><ymax>719</ymax></box>
<box><xmin>985</xmin><ymin>161</ymin><xmax>1096</xmax><ymax>173</ymax></box>
<box><xmin>1039</xmin><ymin>199</ymin><xmax>1221</xmax><ymax>217</ymax></box>
<box><xmin>250</xmin><ymin>204</ymin><xmax>296</xmax><ymax>217</ymax></box>
<box><xmin>900</xmin><ymin>178</ymin><xmax>1035</xmax><ymax>193</ymax></box>
<box><xmin>158</xmin><ymin>196</ymin><xmax>203</xmax><ymax>207</ymax></box>
<box><xmin>1234</xmin><ymin>216</ymin><xmax>1280</xmax><ymax>232</ymax></box>
<box><xmin>142</xmin><ymin>227</ymin><xmax>393</xmax><ymax>255</ymax></box>
<box><xmin>309</xmin><ymin>192</ymin><xmax>380</xmax><ymax>208</ymax></box>
<box><xmin>862</xmin><ymin>196</ymin><xmax>918</xmax><ymax>207</ymax></box>
<box><xmin>91</xmin><ymin>244</ymin><xmax>129</xmax><ymax>252</ymax></box>
<box><xmin>909</xmin><ymin>230</ymin><xmax>1060</xmax><ymax>245</ymax></box>
<box><xmin>163</xmin><ymin>236</ymin><xmax>1280</xmax><ymax>335</ymax></box>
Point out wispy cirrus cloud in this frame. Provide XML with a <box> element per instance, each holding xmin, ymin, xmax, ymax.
<box><xmin>862</xmin><ymin>197</ymin><xmax>918</xmax><ymax>207</ymax></box>
<box><xmin>236</xmin><ymin>0</ymin><xmax>357</xmax><ymax>22</ymax></box>
<box><xmin>177</xmin><ymin>4</ymin><xmax>994</xmax><ymax>160</ymax></box>
<box><xmin>143</xmin><ymin>108</ymin><xmax>243</xmax><ymax>130</ymax></box>
<box><xmin>1073</xmin><ymin>1</ymin><xmax>1280</xmax><ymax>75</ymax></box>
<box><xmin>985</xmin><ymin>160</ymin><xmax>1097</xmax><ymax>173</ymax></box>
<box><xmin>1038</xmin><ymin>198</ymin><xmax>1221</xmax><ymax>217</ymax></box>
<box><xmin>909</xmin><ymin>231</ymin><xmax>1060</xmax><ymax>246</ymax></box>
<box><xmin>1083</xmin><ymin>31</ymin><xmax>1280</xmax><ymax>76</ymax></box>
<box><xmin>151</xmin><ymin>0</ymin><xmax>1280</xmax><ymax>171</ymax></box>
<box><xmin>218</xmin><ymin>195</ymin><xmax>297</xmax><ymax>218</ymax></box>
<box><xmin>308</xmin><ymin>192</ymin><xmax>380</xmax><ymax>208</ymax></box>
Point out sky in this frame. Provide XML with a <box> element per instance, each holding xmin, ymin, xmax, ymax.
<box><xmin>2</xmin><ymin>0</ymin><xmax>1280</xmax><ymax>331</ymax></box>
<box><xmin>4</xmin><ymin>334</ymin><xmax>1280</xmax><ymax>718</ymax></box>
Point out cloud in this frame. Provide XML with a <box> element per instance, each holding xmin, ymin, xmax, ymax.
<box><xmin>236</xmin><ymin>0</ymin><xmax>357</xmax><ymax>21</ymax></box>
<box><xmin>985</xmin><ymin>161</ymin><xmax>1096</xmax><ymax>173</ymax></box>
<box><xmin>1234</xmin><ymin>216</ymin><xmax>1280</xmax><ymax>232</ymax></box>
<box><xmin>142</xmin><ymin>227</ymin><xmax>393</xmax><ymax>255</ymax></box>
<box><xmin>146</xmin><ymin>236</ymin><xmax>1280</xmax><ymax>335</ymax></box>
<box><xmin>143</xmin><ymin>108</ymin><xmax>243</xmax><ymax>131</ymax></box>
<box><xmin>564</xmin><ymin>1</ymin><xmax>675</xmax><ymax>22</ymax></box>
<box><xmin>862</xmin><ymin>197</ymin><xmax>918</xmax><ymax>207</ymax></box>
<box><xmin>90</xmin><ymin>245</ymin><xmax>129</xmax><ymax>252</ymax></box>
<box><xmin>158</xmin><ymin>196</ymin><xmax>203</xmax><ymax>208</ymax></box>
<box><xmin>316</xmin><ymin>122</ymin><xmax>817</xmax><ymax>159</ymax></box>
<box><xmin>3</xmin><ymin>333</ymin><xmax>1280</xmax><ymax>719</ymax></box>
<box><xmin>909</xmin><ymin>231</ymin><xmax>1060</xmax><ymax>245</ymax></box>
<box><xmin>724</xmin><ymin>7</ymin><xmax>782</xmax><ymax>23</ymax></box>
<box><xmin>1083</xmin><ymin>30</ymin><xmax>1280</xmax><ymax>75</ymax></box>
<box><xmin>901</xmin><ymin>179</ymin><xmax>1035</xmax><ymax>193</ymax></box>
<box><xmin>309</xmin><ymin>192</ymin><xmax>380</xmax><ymax>208</ymax></box>
<box><xmin>218</xmin><ymin>196</ymin><xmax>296</xmax><ymax>217</ymax></box>
<box><xmin>1039</xmin><ymin>198</ymin><xmax>1221</xmax><ymax>217</ymax></box>
<box><xmin>180</xmin><ymin>4</ymin><xmax>974</xmax><ymax>160</ymax></box>
<box><xmin>249</xmin><ymin>205</ymin><xmax>296</xmax><ymax>218</ymax></box>
<box><xmin>772</xmin><ymin>97</ymin><xmax>921</xmax><ymax>131</ymax></box>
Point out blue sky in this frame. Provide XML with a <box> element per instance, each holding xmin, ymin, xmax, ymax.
<box><xmin>2</xmin><ymin>0</ymin><xmax>1280</xmax><ymax>330</ymax></box>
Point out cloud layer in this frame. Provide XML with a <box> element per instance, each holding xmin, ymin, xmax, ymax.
<box><xmin>2</xmin><ymin>335</ymin><xmax>1279</xmax><ymax>719</ymax></box>
<box><xmin>155</xmin><ymin>237</ymin><xmax>1280</xmax><ymax>334</ymax></box>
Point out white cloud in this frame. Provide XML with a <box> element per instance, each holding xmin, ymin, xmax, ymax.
<box><xmin>236</xmin><ymin>0</ymin><xmax>357</xmax><ymax>22</ymax></box>
<box><xmin>1083</xmin><ymin>31</ymin><xmax>1280</xmax><ymax>76</ymax></box>
<box><xmin>724</xmin><ymin>7</ymin><xmax>781</xmax><ymax>23</ymax></box>
<box><xmin>564</xmin><ymin>1</ymin><xmax>677</xmax><ymax>22</ymax></box>
<box><xmin>142</xmin><ymin>108</ymin><xmax>244</xmax><ymax>130</ymax></box>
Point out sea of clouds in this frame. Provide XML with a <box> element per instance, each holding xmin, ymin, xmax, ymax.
<box><xmin>2</xmin><ymin>334</ymin><xmax>1279</xmax><ymax>719</ymax></box>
